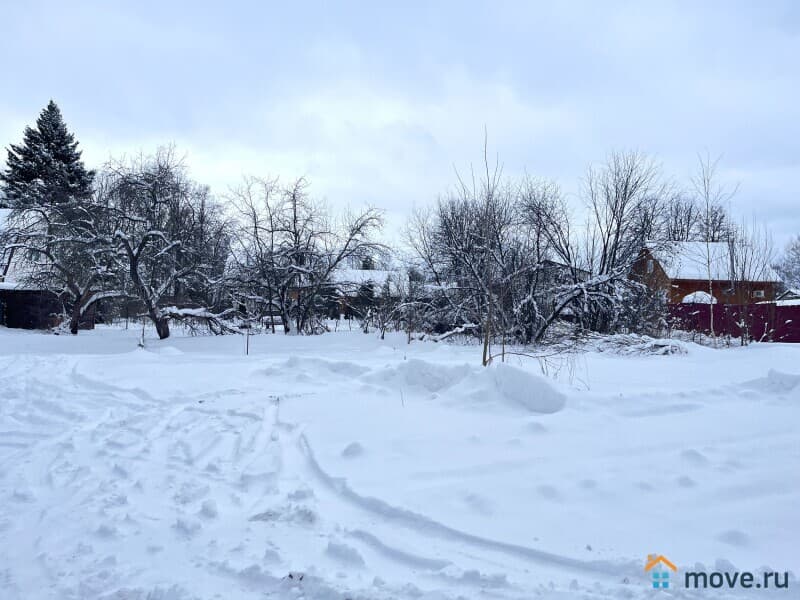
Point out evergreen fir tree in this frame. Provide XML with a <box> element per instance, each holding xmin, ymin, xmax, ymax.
<box><xmin>0</xmin><ymin>100</ymin><xmax>95</xmax><ymax>207</ymax></box>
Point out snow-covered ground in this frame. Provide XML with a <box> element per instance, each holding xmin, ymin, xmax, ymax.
<box><xmin>0</xmin><ymin>326</ymin><xmax>798</xmax><ymax>599</ymax></box>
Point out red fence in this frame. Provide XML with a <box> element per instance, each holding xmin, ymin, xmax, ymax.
<box><xmin>669</xmin><ymin>303</ymin><xmax>800</xmax><ymax>343</ymax></box>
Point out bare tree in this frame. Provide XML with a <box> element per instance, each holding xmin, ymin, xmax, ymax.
<box><xmin>584</xmin><ymin>151</ymin><xmax>668</xmax><ymax>275</ymax></box>
<box><xmin>692</xmin><ymin>153</ymin><xmax>737</xmax><ymax>344</ymax></box>
<box><xmin>775</xmin><ymin>235</ymin><xmax>800</xmax><ymax>291</ymax></box>
<box><xmin>0</xmin><ymin>189</ymin><xmax>124</xmax><ymax>334</ymax></box>
<box><xmin>728</xmin><ymin>218</ymin><xmax>775</xmax><ymax>343</ymax></box>
<box><xmin>227</xmin><ymin>176</ymin><xmax>284</xmax><ymax>331</ymax></box>
<box><xmin>103</xmin><ymin>148</ymin><xmax>231</xmax><ymax>339</ymax></box>
<box><xmin>665</xmin><ymin>194</ymin><xmax>699</xmax><ymax>241</ymax></box>
<box><xmin>230</xmin><ymin>176</ymin><xmax>385</xmax><ymax>334</ymax></box>
<box><xmin>404</xmin><ymin>149</ymin><xmax>670</xmax><ymax>354</ymax></box>
<box><xmin>580</xmin><ymin>151</ymin><xmax>670</xmax><ymax>332</ymax></box>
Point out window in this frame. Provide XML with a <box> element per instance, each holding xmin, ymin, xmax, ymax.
<box><xmin>753</xmin><ymin>290</ymin><xmax>765</xmax><ymax>298</ymax></box>
<box><xmin>647</xmin><ymin>259</ymin><xmax>654</xmax><ymax>274</ymax></box>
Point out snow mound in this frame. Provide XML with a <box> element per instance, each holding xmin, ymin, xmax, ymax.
<box><xmin>742</xmin><ymin>369</ymin><xmax>800</xmax><ymax>397</ymax></box>
<box><xmin>265</xmin><ymin>356</ymin><xmax>369</xmax><ymax>381</ymax></box>
<box><xmin>363</xmin><ymin>359</ymin><xmax>472</xmax><ymax>393</ymax></box>
<box><xmin>325</xmin><ymin>540</ymin><xmax>365</xmax><ymax>567</ymax></box>
<box><xmin>363</xmin><ymin>359</ymin><xmax>566</xmax><ymax>414</ymax></box>
<box><xmin>682</xmin><ymin>290</ymin><xmax>717</xmax><ymax>304</ymax></box>
<box><xmin>487</xmin><ymin>363</ymin><xmax>566</xmax><ymax>414</ymax></box>
<box><xmin>362</xmin><ymin>359</ymin><xmax>565</xmax><ymax>413</ymax></box>
<box><xmin>153</xmin><ymin>346</ymin><xmax>183</xmax><ymax>356</ymax></box>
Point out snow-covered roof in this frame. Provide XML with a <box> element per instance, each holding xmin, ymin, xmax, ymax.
<box><xmin>332</xmin><ymin>268</ymin><xmax>394</xmax><ymax>286</ymax></box>
<box><xmin>648</xmin><ymin>241</ymin><xmax>731</xmax><ymax>280</ymax></box>
<box><xmin>331</xmin><ymin>269</ymin><xmax>399</xmax><ymax>296</ymax></box>
<box><xmin>648</xmin><ymin>241</ymin><xmax>779</xmax><ymax>282</ymax></box>
<box><xmin>777</xmin><ymin>288</ymin><xmax>800</xmax><ymax>300</ymax></box>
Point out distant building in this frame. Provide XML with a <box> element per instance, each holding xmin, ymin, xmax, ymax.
<box><xmin>0</xmin><ymin>209</ymin><xmax>63</xmax><ymax>329</ymax></box>
<box><xmin>776</xmin><ymin>288</ymin><xmax>800</xmax><ymax>304</ymax></box>
<box><xmin>331</xmin><ymin>268</ymin><xmax>399</xmax><ymax>298</ymax></box>
<box><xmin>330</xmin><ymin>268</ymin><xmax>400</xmax><ymax>318</ymax></box>
<box><xmin>632</xmin><ymin>241</ymin><xmax>779</xmax><ymax>305</ymax></box>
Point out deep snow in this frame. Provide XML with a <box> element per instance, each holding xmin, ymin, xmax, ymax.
<box><xmin>0</xmin><ymin>326</ymin><xmax>798</xmax><ymax>599</ymax></box>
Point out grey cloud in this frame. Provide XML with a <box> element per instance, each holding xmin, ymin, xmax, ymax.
<box><xmin>1</xmin><ymin>1</ymin><xmax>798</xmax><ymax>244</ymax></box>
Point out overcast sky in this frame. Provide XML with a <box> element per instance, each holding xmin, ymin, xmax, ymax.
<box><xmin>2</xmin><ymin>1</ymin><xmax>799</xmax><ymax>245</ymax></box>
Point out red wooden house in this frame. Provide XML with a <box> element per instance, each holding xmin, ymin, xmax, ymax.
<box><xmin>632</xmin><ymin>241</ymin><xmax>779</xmax><ymax>305</ymax></box>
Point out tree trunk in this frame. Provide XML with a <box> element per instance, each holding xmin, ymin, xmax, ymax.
<box><xmin>154</xmin><ymin>315</ymin><xmax>170</xmax><ymax>339</ymax></box>
<box><xmin>146</xmin><ymin>305</ymin><xmax>170</xmax><ymax>339</ymax></box>
<box><xmin>127</xmin><ymin>251</ymin><xmax>170</xmax><ymax>339</ymax></box>
<box><xmin>69</xmin><ymin>308</ymin><xmax>80</xmax><ymax>335</ymax></box>
<box><xmin>69</xmin><ymin>290</ymin><xmax>88</xmax><ymax>335</ymax></box>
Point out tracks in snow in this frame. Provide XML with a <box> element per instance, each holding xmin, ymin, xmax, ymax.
<box><xmin>1</xmin><ymin>351</ymin><xmax>766</xmax><ymax>600</ymax></box>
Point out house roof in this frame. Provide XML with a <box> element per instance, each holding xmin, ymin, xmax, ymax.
<box><xmin>777</xmin><ymin>288</ymin><xmax>800</xmax><ymax>300</ymax></box>
<box><xmin>331</xmin><ymin>268</ymin><xmax>400</xmax><ymax>296</ymax></box>
<box><xmin>647</xmin><ymin>241</ymin><xmax>779</xmax><ymax>282</ymax></box>
<box><xmin>648</xmin><ymin>241</ymin><xmax>731</xmax><ymax>280</ymax></box>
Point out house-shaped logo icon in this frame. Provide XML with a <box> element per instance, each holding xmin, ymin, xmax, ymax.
<box><xmin>645</xmin><ymin>554</ymin><xmax>678</xmax><ymax>589</ymax></box>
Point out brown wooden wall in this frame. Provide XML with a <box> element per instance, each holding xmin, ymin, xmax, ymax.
<box><xmin>667</xmin><ymin>279</ymin><xmax>776</xmax><ymax>305</ymax></box>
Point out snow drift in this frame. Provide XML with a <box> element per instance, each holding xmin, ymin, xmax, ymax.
<box><xmin>362</xmin><ymin>358</ymin><xmax>566</xmax><ymax>414</ymax></box>
<box><xmin>488</xmin><ymin>362</ymin><xmax>566</xmax><ymax>413</ymax></box>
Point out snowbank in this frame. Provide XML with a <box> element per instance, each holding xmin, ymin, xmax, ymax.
<box><xmin>489</xmin><ymin>362</ymin><xmax>566</xmax><ymax>413</ymax></box>
<box><xmin>743</xmin><ymin>368</ymin><xmax>800</xmax><ymax>398</ymax></box>
<box><xmin>1</xmin><ymin>326</ymin><xmax>798</xmax><ymax>600</ymax></box>
<box><xmin>682</xmin><ymin>290</ymin><xmax>717</xmax><ymax>304</ymax></box>
<box><xmin>362</xmin><ymin>358</ymin><xmax>566</xmax><ymax>414</ymax></box>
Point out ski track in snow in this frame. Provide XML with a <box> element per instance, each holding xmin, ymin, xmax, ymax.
<box><xmin>0</xmin><ymin>334</ymin><xmax>797</xmax><ymax>599</ymax></box>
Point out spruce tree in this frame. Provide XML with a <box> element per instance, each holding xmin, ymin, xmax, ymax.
<box><xmin>0</xmin><ymin>100</ymin><xmax>94</xmax><ymax>207</ymax></box>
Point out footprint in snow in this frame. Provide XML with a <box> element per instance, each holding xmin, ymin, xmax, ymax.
<box><xmin>173</xmin><ymin>518</ymin><xmax>201</xmax><ymax>538</ymax></box>
<box><xmin>11</xmin><ymin>488</ymin><xmax>35</xmax><ymax>503</ymax></box>
<box><xmin>173</xmin><ymin>481</ymin><xmax>210</xmax><ymax>505</ymax></box>
<box><xmin>341</xmin><ymin>442</ymin><xmax>364</xmax><ymax>458</ymax></box>
<box><xmin>263</xmin><ymin>548</ymin><xmax>281</xmax><ymax>563</ymax></box>
<box><xmin>677</xmin><ymin>475</ymin><xmax>696</xmax><ymax>488</ymax></box>
<box><xmin>95</xmin><ymin>524</ymin><xmax>118</xmax><ymax>539</ymax></box>
<box><xmin>536</xmin><ymin>485</ymin><xmax>562</xmax><ymax>501</ymax></box>
<box><xmin>680</xmin><ymin>449</ymin><xmax>710</xmax><ymax>466</ymax></box>
<box><xmin>325</xmin><ymin>540</ymin><xmax>365</xmax><ymax>567</ymax></box>
<box><xmin>463</xmin><ymin>492</ymin><xmax>493</xmax><ymax>515</ymax></box>
<box><xmin>287</xmin><ymin>488</ymin><xmax>314</xmax><ymax>501</ymax></box>
<box><xmin>199</xmin><ymin>500</ymin><xmax>218</xmax><ymax>519</ymax></box>
<box><xmin>525</xmin><ymin>421</ymin><xmax>548</xmax><ymax>434</ymax></box>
